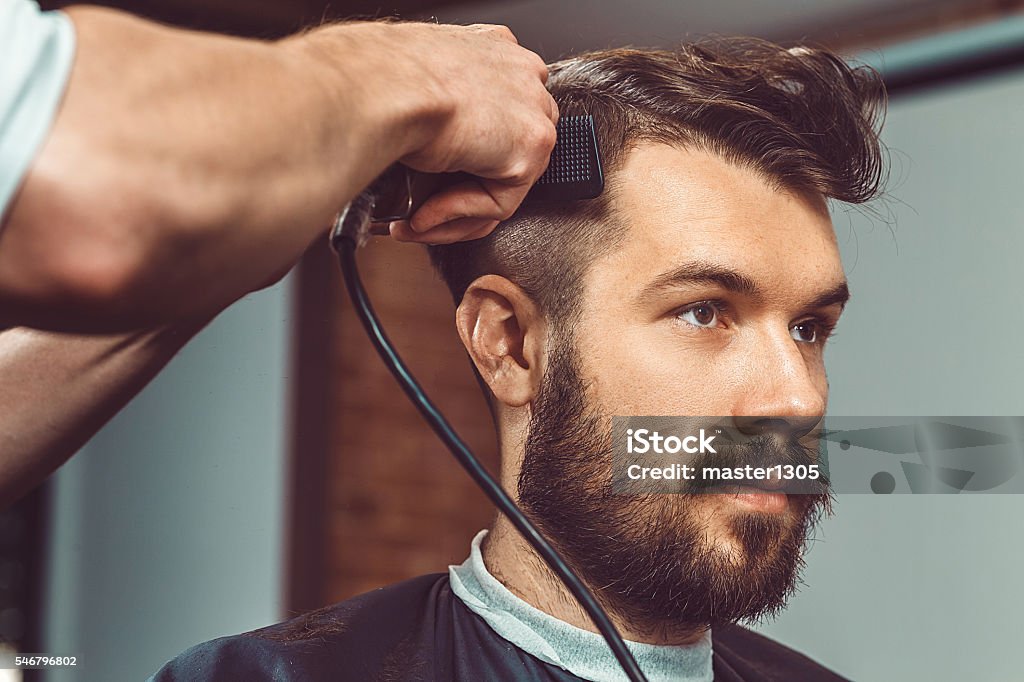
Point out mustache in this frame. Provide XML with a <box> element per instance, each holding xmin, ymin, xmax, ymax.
<box><xmin>683</xmin><ymin>433</ymin><xmax>831</xmax><ymax>496</ymax></box>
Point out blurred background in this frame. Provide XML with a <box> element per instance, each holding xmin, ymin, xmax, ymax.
<box><xmin>6</xmin><ymin>0</ymin><xmax>1024</xmax><ymax>680</ymax></box>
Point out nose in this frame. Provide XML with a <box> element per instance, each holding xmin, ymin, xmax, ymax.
<box><xmin>731</xmin><ymin>330</ymin><xmax>826</xmax><ymax>441</ymax></box>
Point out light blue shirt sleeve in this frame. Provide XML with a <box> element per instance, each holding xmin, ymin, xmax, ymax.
<box><xmin>0</xmin><ymin>0</ymin><xmax>76</xmax><ymax>221</ymax></box>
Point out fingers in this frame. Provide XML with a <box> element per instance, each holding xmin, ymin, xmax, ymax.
<box><xmin>408</xmin><ymin>178</ymin><xmax>528</xmax><ymax>232</ymax></box>
<box><xmin>390</xmin><ymin>217</ymin><xmax>499</xmax><ymax>244</ymax></box>
<box><xmin>385</xmin><ymin>21</ymin><xmax>557</xmax><ymax>245</ymax></box>
<box><xmin>399</xmin><ymin>107</ymin><xmax>555</xmax><ymax>243</ymax></box>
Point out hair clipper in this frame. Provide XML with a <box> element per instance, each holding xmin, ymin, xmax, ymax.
<box><xmin>332</xmin><ymin>115</ymin><xmax>603</xmax><ymax>249</ymax></box>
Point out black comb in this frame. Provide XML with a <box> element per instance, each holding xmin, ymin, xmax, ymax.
<box><xmin>525</xmin><ymin>114</ymin><xmax>604</xmax><ymax>203</ymax></box>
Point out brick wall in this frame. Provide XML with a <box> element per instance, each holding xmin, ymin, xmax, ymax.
<box><xmin>326</xmin><ymin>238</ymin><xmax>500</xmax><ymax>600</ymax></box>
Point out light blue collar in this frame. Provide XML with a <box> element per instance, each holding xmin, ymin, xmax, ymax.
<box><xmin>448</xmin><ymin>530</ymin><xmax>714</xmax><ymax>682</ymax></box>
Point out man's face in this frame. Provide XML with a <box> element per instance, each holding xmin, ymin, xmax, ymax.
<box><xmin>517</xmin><ymin>143</ymin><xmax>845</xmax><ymax>634</ymax></box>
<box><xmin>582</xmin><ymin>142</ymin><xmax>844</xmax><ymax>422</ymax></box>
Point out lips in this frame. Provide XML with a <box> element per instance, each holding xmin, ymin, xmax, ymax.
<box><xmin>704</xmin><ymin>483</ymin><xmax>791</xmax><ymax>513</ymax></box>
<box><xmin>726</xmin><ymin>486</ymin><xmax>789</xmax><ymax>513</ymax></box>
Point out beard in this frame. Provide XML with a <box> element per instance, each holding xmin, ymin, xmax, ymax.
<box><xmin>516</xmin><ymin>339</ymin><xmax>833</xmax><ymax>636</ymax></box>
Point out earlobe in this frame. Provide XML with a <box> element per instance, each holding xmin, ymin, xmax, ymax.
<box><xmin>455</xmin><ymin>275</ymin><xmax>545</xmax><ymax>408</ymax></box>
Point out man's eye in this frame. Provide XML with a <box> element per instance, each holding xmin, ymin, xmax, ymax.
<box><xmin>678</xmin><ymin>302</ymin><xmax>722</xmax><ymax>328</ymax></box>
<box><xmin>791</xmin><ymin>321</ymin><xmax>820</xmax><ymax>343</ymax></box>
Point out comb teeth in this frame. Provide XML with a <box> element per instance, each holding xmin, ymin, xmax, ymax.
<box><xmin>526</xmin><ymin>115</ymin><xmax>604</xmax><ymax>203</ymax></box>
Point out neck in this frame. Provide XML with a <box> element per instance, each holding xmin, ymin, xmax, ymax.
<box><xmin>482</xmin><ymin>515</ymin><xmax>709</xmax><ymax>646</ymax></box>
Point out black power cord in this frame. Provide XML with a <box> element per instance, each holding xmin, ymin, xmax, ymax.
<box><xmin>333</xmin><ymin>233</ymin><xmax>649</xmax><ymax>682</ymax></box>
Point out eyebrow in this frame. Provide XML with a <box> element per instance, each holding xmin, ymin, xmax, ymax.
<box><xmin>639</xmin><ymin>260</ymin><xmax>851</xmax><ymax>310</ymax></box>
<box><xmin>640</xmin><ymin>261</ymin><xmax>761</xmax><ymax>299</ymax></box>
<box><xmin>806</xmin><ymin>281</ymin><xmax>851</xmax><ymax>310</ymax></box>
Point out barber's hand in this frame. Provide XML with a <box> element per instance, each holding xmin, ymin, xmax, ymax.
<box><xmin>367</xmin><ymin>23</ymin><xmax>558</xmax><ymax>244</ymax></box>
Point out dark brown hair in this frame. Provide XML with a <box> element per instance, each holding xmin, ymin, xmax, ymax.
<box><xmin>428</xmin><ymin>38</ymin><xmax>887</xmax><ymax>327</ymax></box>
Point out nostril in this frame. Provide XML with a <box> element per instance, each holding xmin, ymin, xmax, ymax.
<box><xmin>734</xmin><ymin>417</ymin><xmax>790</xmax><ymax>437</ymax></box>
<box><xmin>733</xmin><ymin>415</ymin><xmax>821</xmax><ymax>442</ymax></box>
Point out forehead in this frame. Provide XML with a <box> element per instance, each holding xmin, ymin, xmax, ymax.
<box><xmin>591</xmin><ymin>143</ymin><xmax>842</xmax><ymax>300</ymax></box>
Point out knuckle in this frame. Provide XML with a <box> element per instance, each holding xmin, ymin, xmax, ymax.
<box><xmin>505</xmin><ymin>158</ymin><xmax>533</xmax><ymax>185</ymax></box>
<box><xmin>492</xmin><ymin>24</ymin><xmax>516</xmax><ymax>40</ymax></box>
<box><xmin>515</xmin><ymin>51</ymin><xmax>548</xmax><ymax>81</ymax></box>
<box><xmin>525</xmin><ymin>123</ymin><xmax>556</xmax><ymax>161</ymax></box>
<box><xmin>473</xmin><ymin>23</ymin><xmax>516</xmax><ymax>42</ymax></box>
<box><xmin>531</xmin><ymin>52</ymin><xmax>549</xmax><ymax>76</ymax></box>
<box><xmin>539</xmin><ymin>121</ymin><xmax>557</xmax><ymax>149</ymax></box>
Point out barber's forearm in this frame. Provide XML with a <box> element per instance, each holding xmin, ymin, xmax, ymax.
<box><xmin>0</xmin><ymin>319</ymin><xmax>208</xmax><ymax>507</ymax></box>
<box><xmin>0</xmin><ymin>9</ymin><xmax>438</xmax><ymax>331</ymax></box>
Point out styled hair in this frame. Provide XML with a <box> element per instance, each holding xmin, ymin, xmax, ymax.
<box><xmin>427</xmin><ymin>38</ymin><xmax>886</xmax><ymax>329</ymax></box>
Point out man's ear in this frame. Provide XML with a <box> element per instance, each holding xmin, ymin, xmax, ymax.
<box><xmin>455</xmin><ymin>275</ymin><xmax>546</xmax><ymax>408</ymax></box>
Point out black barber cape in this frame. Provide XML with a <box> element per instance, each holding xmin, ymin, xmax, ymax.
<box><xmin>150</xmin><ymin>573</ymin><xmax>848</xmax><ymax>681</ymax></box>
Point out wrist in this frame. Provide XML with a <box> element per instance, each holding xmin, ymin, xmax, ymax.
<box><xmin>280</xmin><ymin>22</ymin><xmax>453</xmax><ymax>165</ymax></box>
